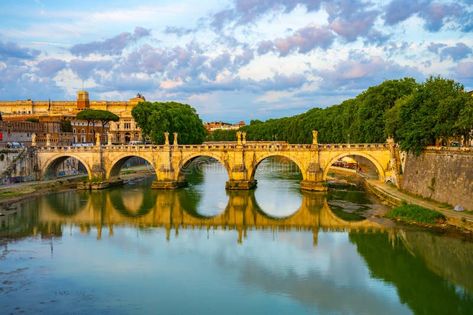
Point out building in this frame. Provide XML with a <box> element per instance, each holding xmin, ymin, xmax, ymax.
<box><xmin>71</xmin><ymin>119</ymin><xmax>109</xmax><ymax>144</ymax></box>
<box><xmin>2</xmin><ymin>115</ymin><xmax>73</xmax><ymax>146</ymax></box>
<box><xmin>0</xmin><ymin>120</ymin><xmax>44</xmax><ymax>147</ymax></box>
<box><xmin>205</xmin><ymin>121</ymin><xmax>245</xmax><ymax>132</ymax></box>
<box><xmin>0</xmin><ymin>91</ymin><xmax>145</xmax><ymax>145</ymax></box>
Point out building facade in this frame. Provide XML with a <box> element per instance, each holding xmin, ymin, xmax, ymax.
<box><xmin>205</xmin><ymin>121</ymin><xmax>245</xmax><ymax>132</ymax></box>
<box><xmin>0</xmin><ymin>91</ymin><xmax>145</xmax><ymax>145</ymax></box>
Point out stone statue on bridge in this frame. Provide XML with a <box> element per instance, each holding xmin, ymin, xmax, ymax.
<box><xmin>164</xmin><ymin>132</ymin><xmax>170</xmax><ymax>145</ymax></box>
<box><xmin>312</xmin><ymin>130</ymin><xmax>318</xmax><ymax>145</ymax></box>
<box><xmin>173</xmin><ymin>132</ymin><xmax>178</xmax><ymax>146</ymax></box>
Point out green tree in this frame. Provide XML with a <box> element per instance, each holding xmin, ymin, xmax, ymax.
<box><xmin>395</xmin><ymin>77</ymin><xmax>470</xmax><ymax>153</ymax></box>
<box><xmin>60</xmin><ymin>120</ymin><xmax>72</xmax><ymax>132</ymax></box>
<box><xmin>76</xmin><ymin>109</ymin><xmax>119</xmax><ymax>136</ymax></box>
<box><xmin>239</xmin><ymin>78</ymin><xmax>418</xmax><ymax>144</ymax></box>
<box><xmin>77</xmin><ymin>109</ymin><xmax>119</xmax><ymax>128</ymax></box>
<box><xmin>206</xmin><ymin>129</ymin><xmax>237</xmax><ymax>141</ymax></box>
<box><xmin>454</xmin><ymin>96</ymin><xmax>473</xmax><ymax>145</ymax></box>
<box><xmin>132</xmin><ymin>101</ymin><xmax>206</xmax><ymax>144</ymax></box>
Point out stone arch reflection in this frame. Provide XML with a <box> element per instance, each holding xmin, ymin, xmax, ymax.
<box><xmin>252</xmin><ymin>156</ymin><xmax>303</xmax><ymax>217</ymax></box>
<box><xmin>177</xmin><ymin>157</ymin><xmax>229</xmax><ymax>217</ymax></box>
<box><xmin>44</xmin><ymin>190</ymin><xmax>91</xmax><ymax>216</ymax></box>
<box><xmin>108</xmin><ymin>188</ymin><xmax>157</xmax><ymax>218</ymax></box>
<box><xmin>37</xmin><ymin>186</ymin><xmax>385</xmax><ymax>243</ymax></box>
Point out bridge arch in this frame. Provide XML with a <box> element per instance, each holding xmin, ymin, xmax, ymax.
<box><xmin>176</xmin><ymin>153</ymin><xmax>230</xmax><ymax>182</ymax></box>
<box><xmin>250</xmin><ymin>154</ymin><xmax>305</xmax><ymax>181</ymax></box>
<box><xmin>42</xmin><ymin>155</ymin><xmax>92</xmax><ymax>180</ymax></box>
<box><xmin>323</xmin><ymin>152</ymin><xmax>385</xmax><ymax>181</ymax></box>
<box><xmin>107</xmin><ymin>154</ymin><xmax>157</xmax><ymax>180</ymax></box>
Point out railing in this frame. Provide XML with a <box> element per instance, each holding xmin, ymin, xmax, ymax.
<box><xmin>36</xmin><ymin>142</ymin><xmax>391</xmax><ymax>152</ymax></box>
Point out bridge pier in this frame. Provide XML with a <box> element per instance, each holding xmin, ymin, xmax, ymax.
<box><xmin>226</xmin><ymin>180</ymin><xmax>257</xmax><ymax>190</ymax></box>
<box><xmin>151</xmin><ymin>180</ymin><xmax>187</xmax><ymax>189</ymax></box>
<box><xmin>300</xmin><ymin>180</ymin><xmax>327</xmax><ymax>191</ymax></box>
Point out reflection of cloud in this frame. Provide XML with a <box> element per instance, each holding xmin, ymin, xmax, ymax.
<box><xmin>104</xmin><ymin>228</ymin><xmax>411</xmax><ymax>314</ymax></box>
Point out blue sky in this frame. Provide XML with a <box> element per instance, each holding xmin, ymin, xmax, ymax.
<box><xmin>0</xmin><ymin>0</ymin><xmax>472</xmax><ymax>122</ymax></box>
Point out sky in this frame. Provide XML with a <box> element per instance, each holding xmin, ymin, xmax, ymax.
<box><xmin>0</xmin><ymin>0</ymin><xmax>472</xmax><ymax>122</ymax></box>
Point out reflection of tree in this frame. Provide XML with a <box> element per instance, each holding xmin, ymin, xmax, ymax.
<box><xmin>400</xmin><ymin>231</ymin><xmax>473</xmax><ymax>294</ymax></box>
<box><xmin>177</xmin><ymin>187</ymin><xmax>203</xmax><ymax>218</ymax></box>
<box><xmin>46</xmin><ymin>191</ymin><xmax>89</xmax><ymax>216</ymax></box>
<box><xmin>177</xmin><ymin>157</ymin><xmax>222</xmax><ymax>217</ymax></box>
<box><xmin>350</xmin><ymin>232</ymin><xmax>473</xmax><ymax>315</ymax></box>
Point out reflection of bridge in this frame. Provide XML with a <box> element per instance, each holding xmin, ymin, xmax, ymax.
<box><xmin>36</xmin><ymin>131</ymin><xmax>399</xmax><ymax>191</ymax></box>
<box><xmin>37</xmin><ymin>190</ymin><xmax>384</xmax><ymax>244</ymax></box>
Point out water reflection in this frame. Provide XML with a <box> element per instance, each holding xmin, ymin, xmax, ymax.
<box><xmin>1</xmin><ymin>160</ymin><xmax>473</xmax><ymax>315</ymax></box>
<box><xmin>1</xmin><ymin>186</ymin><xmax>384</xmax><ymax>244</ymax></box>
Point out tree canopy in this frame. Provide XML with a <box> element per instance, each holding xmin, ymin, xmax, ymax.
<box><xmin>389</xmin><ymin>77</ymin><xmax>472</xmax><ymax>153</ymax></box>
<box><xmin>132</xmin><ymin>101</ymin><xmax>206</xmax><ymax>144</ymax></box>
<box><xmin>205</xmin><ymin>77</ymin><xmax>472</xmax><ymax>154</ymax></box>
<box><xmin>76</xmin><ymin>109</ymin><xmax>119</xmax><ymax>128</ymax></box>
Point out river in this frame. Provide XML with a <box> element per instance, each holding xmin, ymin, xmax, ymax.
<box><xmin>1</xmin><ymin>158</ymin><xmax>472</xmax><ymax>314</ymax></box>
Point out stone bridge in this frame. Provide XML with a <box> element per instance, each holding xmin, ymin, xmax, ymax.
<box><xmin>35</xmin><ymin>131</ymin><xmax>400</xmax><ymax>191</ymax></box>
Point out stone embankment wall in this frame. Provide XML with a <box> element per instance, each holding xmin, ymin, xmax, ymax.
<box><xmin>0</xmin><ymin>148</ymin><xmax>37</xmax><ymax>183</ymax></box>
<box><xmin>401</xmin><ymin>148</ymin><xmax>473</xmax><ymax>210</ymax></box>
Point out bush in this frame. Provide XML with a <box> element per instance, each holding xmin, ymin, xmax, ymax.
<box><xmin>386</xmin><ymin>204</ymin><xmax>446</xmax><ymax>224</ymax></box>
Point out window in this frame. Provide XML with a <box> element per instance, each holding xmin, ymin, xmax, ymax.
<box><xmin>124</xmin><ymin>123</ymin><xmax>131</xmax><ymax>129</ymax></box>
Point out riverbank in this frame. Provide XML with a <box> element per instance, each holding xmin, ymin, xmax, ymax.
<box><xmin>364</xmin><ymin>179</ymin><xmax>473</xmax><ymax>232</ymax></box>
<box><xmin>327</xmin><ymin>167</ymin><xmax>473</xmax><ymax>232</ymax></box>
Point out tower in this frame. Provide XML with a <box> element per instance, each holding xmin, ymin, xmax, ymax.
<box><xmin>77</xmin><ymin>90</ymin><xmax>90</xmax><ymax>110</ymax></box>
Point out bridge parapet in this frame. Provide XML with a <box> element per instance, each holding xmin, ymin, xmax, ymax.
<box><xmin>37</xmin><ymin>142</ymin><xmax>390</xmax><ymax>153</ymax></box>
<box><xmin>318</xmin><ymin>143</ymin><xmax>389</xmax><ymax>150</ymax></box>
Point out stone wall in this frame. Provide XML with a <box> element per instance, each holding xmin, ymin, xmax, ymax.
<box><xmin>0</xmin><ymin>148</ymin><xmax>39</xmax><ymax>183</ymax></box>
<box><xmin>401</xmin><ymin>149</ymin><xmax>473</xmax><ymax>210</ymax></box>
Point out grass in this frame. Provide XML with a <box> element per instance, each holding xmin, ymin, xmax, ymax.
<box><xmin>386</xmin><ymin>203</ymin><xmax>446</xmax><ymax>224</ymax></box>
<box><xmin>0</xmin><ymin>191</ymin><xmax>23</xmax><ymax>198</ymax></box>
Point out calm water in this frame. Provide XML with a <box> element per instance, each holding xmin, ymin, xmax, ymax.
<box><xmin>1</xmin><ymin>158</ymin><xmax>473</xmax><ymax>315</ymax></box>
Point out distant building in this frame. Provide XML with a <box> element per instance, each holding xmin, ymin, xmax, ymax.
<box><xmin>205</xmin><ymin>121</ymin><xmax>245</xmax><ymax>132</ymax></box>
<box><xmin>2</xmin><ymin>115</ymin><xmax>73</xmax><ymax>146</ymax></box>
<box><xmin>0</xmin><ymin>120</ymin><xmax>44</xmax><ymax>147</ymax></box>
<box><xmin>0</xmin><ymin>91</ymin><xmax>145</xmax><ymax>145</ymax></box>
